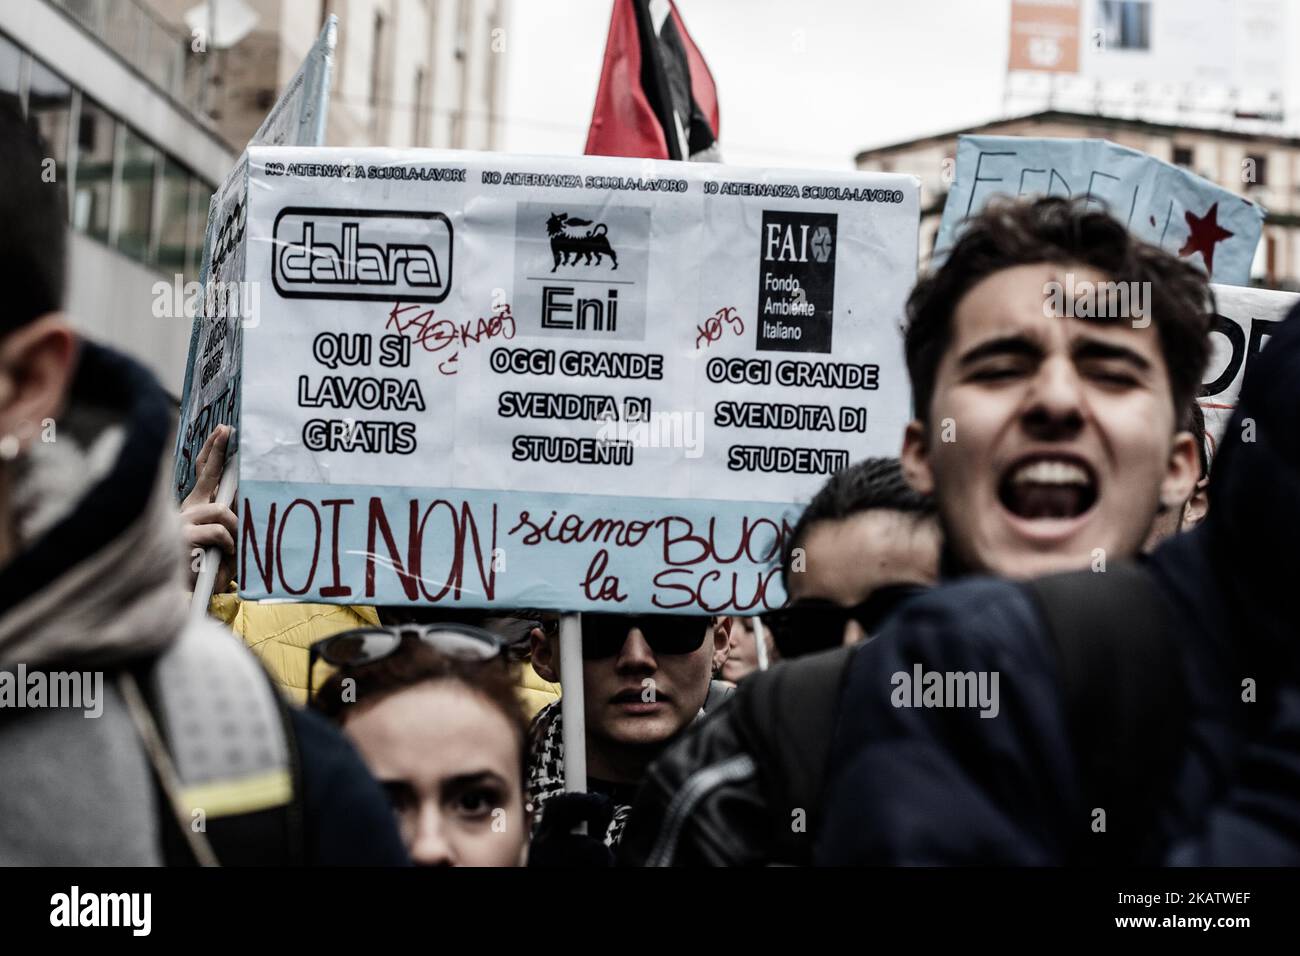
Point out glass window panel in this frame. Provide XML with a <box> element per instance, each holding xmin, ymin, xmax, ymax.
<box><xmin>186</xmin><ymin>179</ymin><xmax>212</xmax><ymax>283</ymax></box>
<box><xmin>0</xmin><ymin>32</ymin><xmax>22</xmax><ymax>99</ymax></box>
<box><xmin>27</xmin><ymin>57</ymin><xmax>72</xmax><ymax>191</ymax></box>
<box><xmin>73</xmin><ymin>98</ymin><xmax>115</xmax><ymax>243</ymax></box>
<box><xmin>156</xmin><ymin>157</ymin><xmax>192</xmax><ymax>277</ymax></box>
<box><xmin>115</xmin><ymin>126</ymin><xmax>158</xmax><ymax>262</ymax></box>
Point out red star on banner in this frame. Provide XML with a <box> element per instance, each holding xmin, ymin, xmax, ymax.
<box><xmin>1177</xmin><ymin>202</ymin><xmax>1234</xmax><ymax>276</ymax></box>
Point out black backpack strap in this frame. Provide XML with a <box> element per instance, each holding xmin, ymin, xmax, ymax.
<box><xmin>1026</xmin><ymin>562</ymin><xmax>1188</xmax><ymax>864</ymax></box>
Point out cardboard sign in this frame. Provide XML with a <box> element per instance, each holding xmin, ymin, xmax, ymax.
<box><xmin>173</xmin><ymin>17</ymin><xmax>337</xmax><ymax>500</ymax></box>
<box><xmin>937</xmin><ymin>135</ymin><xmax>1265</xmax><ymax>286</ymax></box>
<box><xmin>1202</xmin><ymin>283</ymin><xmax>1299</xmax><ymax>458</ymax></box>
<box><xmin>231</xmin><ymin>148</ymin><xmax>919</xmax><ymax>612</ymax></box>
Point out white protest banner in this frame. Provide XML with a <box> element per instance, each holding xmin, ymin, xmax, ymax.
<box><xmin>937</xmin><ymin>135</ymin><xmax>1265</xmax><ymax>287</ymax></box>
<box><xmin>172</xmin><ymin>16</ymin><xmax>338</xmax><ymax>499</ymax></box>
<box><xmin>1202</xmin><ymin>284</ymin><xmax>1299</xmax><ymax>457</ymax></box>
<box><xmin>232</xmin><ymin>148</ymin><xmax>919</xmax><ymax>613</ymax></box>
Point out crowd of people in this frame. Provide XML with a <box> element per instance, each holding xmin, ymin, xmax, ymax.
<box><xmin>1</xmin><ymin>92</ymin><xmax>1297</xmax><ymax>867</ymax></box>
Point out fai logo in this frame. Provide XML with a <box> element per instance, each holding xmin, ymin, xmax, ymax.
<box><xmin>272</xmin><ymin>207</ymin><xmax>453</xmax><ymax>302</ymax></box>
<box><xmin>546</xmin><ymin>212</ymin><xmax>619</xmax><ymax>271</ymax></box>
<box><xmin>757</xmin><ymin>210</ymin><xmax>837</xmax><ymax>354</ymax></box>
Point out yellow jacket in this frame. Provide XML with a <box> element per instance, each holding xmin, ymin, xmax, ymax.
<box><xmin>209</xmin><ymin>588</ymin><xmax>560</xmax><ymax>717</ymax></box>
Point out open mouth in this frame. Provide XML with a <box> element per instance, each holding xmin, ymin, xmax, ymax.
<box><xmin>611</xmin><ymin>689</ymin><xmax>668</xmax><ymax>706</ymax></box>
<box><xmin>997</xmin><ymin>456</ymin><xmax>1098</xmax><ymax>521</ymax></box>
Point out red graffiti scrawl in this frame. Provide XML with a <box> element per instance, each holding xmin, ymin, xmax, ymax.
<box><xmin>1178</xmin><ymin>202</ymin><xmax>1234</xmax><ymax>275</ymax></box>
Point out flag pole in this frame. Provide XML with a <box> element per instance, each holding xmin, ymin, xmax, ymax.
<box><xmin>559</xmin><ymin>612</ymin><xmax>587</xmax><ymax>795</ymax></box>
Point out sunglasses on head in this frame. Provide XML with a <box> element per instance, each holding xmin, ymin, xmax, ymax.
<box><xmin>581</xmin><ymin>613</ymin><xmax>714</xmax><ymax>659</ymax></box>
<box><xmin>762</xmin><ymin>584</ymin><xmax>928</xmax><ymax>659</ymax></box>
<box><xmin>307</xmin><ymin>623</ymin><xmax>508</xmax><ymax>703</ymax></box>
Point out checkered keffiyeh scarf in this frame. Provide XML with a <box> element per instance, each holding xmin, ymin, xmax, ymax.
<box><xmin>527</xmin><ymin>701</ymin><xmax>633</xmax><ymax>847</ymax></box>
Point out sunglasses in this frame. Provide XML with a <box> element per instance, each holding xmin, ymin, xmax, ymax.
<box><xmin>581</xmin><ymin>613</ymin><xmax>714</xmax><ymax>659</ymax></box>
<box><xmin>307</xmin><ymin>623</ymin><xmax>508</xmax><ymax>703</ymax></box>
<box><xmin>762</xmin><ymin>584</ymin><xmax>928</xmax><ymax>658</ymax></box>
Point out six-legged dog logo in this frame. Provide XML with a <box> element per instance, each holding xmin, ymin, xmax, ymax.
<box><xmin>546</xmin><ymin>212</ymin><xmax>619</xmax><ymax>271</ymax></box>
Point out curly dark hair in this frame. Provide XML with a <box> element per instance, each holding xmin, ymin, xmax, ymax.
<box><xmin>905</xmin><ymin>195</ymin><xmax>1215</xmax><ymax>428</ymax></box>
<box><xmin>780</xmin><ymin>457</ymin><xmax>936</xmax><ymax>591</ymax></box>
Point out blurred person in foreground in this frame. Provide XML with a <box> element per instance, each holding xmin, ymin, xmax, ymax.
<box><xmin>0</xmin><ymin>97</ymin><xmax>405</xmax><ymax>865</ymax></box>
<box><xmin>814</xmin><ymin>198</ymin><xmax>1300</xmax><ymax>864</ymax></box>
<box><xmin>313</xmin><ymin>625</ymin><xmax>530</xmax><ymax>866</ymax></box>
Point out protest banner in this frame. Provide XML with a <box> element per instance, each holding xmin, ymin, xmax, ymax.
<box><xmin>172</xmin><ymin>16</ymin><xmax>338</xmax><ymax>501</ymax></box>
<box><xmin>936</xmin><ymin>135</ymin><xmax>1265</xmax><ymax>286</ymax></box>
<box><xmin>1202</xmin><ymin>283</ymin><xmax>1298</xmax><ymax>457</ymax></box>
<box><xmin>225</xmin><ymin>148</ymin><xmax>919</xmax><ymax>613</ymax></box>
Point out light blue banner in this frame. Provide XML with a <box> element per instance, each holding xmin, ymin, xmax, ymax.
<box><xmin>936</xmin><ymin>135</ymin><xmax>1265</xmax><ymax>286</ymax></box>
<box><xmin>239</xmin><ymin>481</ymin><xmax>797</xmax><ymax>614</ymax></box>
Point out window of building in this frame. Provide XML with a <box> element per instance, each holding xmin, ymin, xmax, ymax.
<box><xmin>156</xmin><ymin>157</ymin><xmax>194</xmax><ymax>276</ymax></box>
<box><xmin>413</xmin><ymin>67</ymin><xmax>426</xmax><ymax>145</ymax></box>
<box><xmin>1246</xmin><ymin>153</ymin><xmax>1268</xmax><ymax>187</ymax></box>
<box><xmin>27</xmin><ymin>57</ymin><xmax>73</xmax><ymax>192</ymax></box>
<box><xmin>1172</xmin><ymin>145</ymin><xmax>1194</xmax><ymax>168</ymax></box>
<box><xmin>1097</xmin><ymin>1</ymin><xmax>1151</xmax><ymax>52</ymax></box>
<box><xmin>0</xmin><ymin>31</ymin><xmax>23</xmax><ymax>99</ymax></box>
<box><xmin>370</xmin><ymin>12</ymin><xmax>385</xmax><ymax>111</ymax></box>
<box><xmin>115</xmin><ymin>126</ymin><xmax>159</xmax><ymax>262</ymax></box>
<box><xmin>73</xmin><ymin>98</ymin><xmax>116</xmax><ymax>244</ymax></box>
<box><xmin>186</xmin><ymin>178</ymin><xmax>211</xmax><ymax>281</ymax></box>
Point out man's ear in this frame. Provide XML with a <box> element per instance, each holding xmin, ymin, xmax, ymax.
<box><xmin>1182</xmin><ymin>476</ymin><xmax>1210</xmax><ymax>531</ymax></box>
<box><xmin>710</xmin><ymin>616</ymin><xmax>731</xmax><ymax>672</ymax></box>
<box><xmin>1160</xmin><ymin>430</ymin><xmax>1199</xmax><ymax>512</ymax></box>
<box><xmin>529</xmin><ymin>626</ymin><xmax>559</xmax><ymax>683</ymax></box>
<box><xmin>900</xmin><ymin>419</ymin><xmax>935</xmax><ymax>495</ymax></box>
<box><xmin>0</xmin><ymin>315</ymin><xmax>77</xmax><ymax>448</ymax></box>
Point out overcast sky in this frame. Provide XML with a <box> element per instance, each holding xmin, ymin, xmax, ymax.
<box><xmin>499</xmin><ymin>0</ymin><xmax>1300</xmax><ymax>172</ymax></box>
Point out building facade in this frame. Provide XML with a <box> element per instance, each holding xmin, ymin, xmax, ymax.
<box><xmin>1</xmin><ymin>0</ymin><xmax>508</xmax><ymax>395</ymax></box>
<box><xmin>147</xmin><ymin>0</ymin><xmax>509</xmax><ymax>152</ymax></box>
<box><xmin>855</xmin><ymin>110</ymin><xmax>1300</xmax><ymax>291</ymax></box>
<box><xmin>0</xmin><ymin>0</ymin><xmax>235</xmax><ymax>395</ymax></box>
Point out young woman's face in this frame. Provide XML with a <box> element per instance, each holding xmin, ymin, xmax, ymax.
<box><xmin>343</xmin><ymin>682</ymin><xmax>528</xmax><ymax>866</ymax></box>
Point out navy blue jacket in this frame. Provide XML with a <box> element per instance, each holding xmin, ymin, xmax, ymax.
<box><xmin>816</xmin><ymin>308</ymin><xmax>1300</xmax><ymax>866</ymax></box>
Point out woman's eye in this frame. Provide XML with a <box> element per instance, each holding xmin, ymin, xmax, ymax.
<box><xmin>454</xmin><ymin>788</ymin><xmax>498</xmax><ymax>818</ymax></box>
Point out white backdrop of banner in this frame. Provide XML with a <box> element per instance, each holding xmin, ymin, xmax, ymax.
<box><xmin>232</xmin><ymin>148</ymin><xmax>919</xmax><ymax>613</ymax></box>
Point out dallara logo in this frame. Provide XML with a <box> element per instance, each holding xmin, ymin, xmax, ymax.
<box><xmin>271</xmin><ymin>207</ymin><xmax>453</xmax><ymax>302</ymax></box>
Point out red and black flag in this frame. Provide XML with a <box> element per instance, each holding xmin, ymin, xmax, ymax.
<box><xmin>585</xmin><ymin>0</ymin><xmax>720</xmax><ymax>161</ymax></box>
